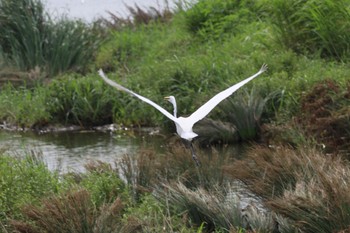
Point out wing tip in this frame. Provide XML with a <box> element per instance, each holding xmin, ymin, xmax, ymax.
<box><xmin>260</xmin><ymin>63</ymin><xmax>268</xmax><ymax>73</ymax></box>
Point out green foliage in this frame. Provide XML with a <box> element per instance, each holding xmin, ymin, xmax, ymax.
<box><xmin>80</xmin><ymin>161</ymin><xmax>127</xmax><ymax>207</ymax></box>
<box><xmin>266</xmin><ymin>0</ymin><xmax>350</xmax><ymax>60</ymax></box>
<box><xmin>95</xmin><ymin>28</ymin><xmax>147</xmax><ymax>72</ymax></box>
<box><xmin>124</xmin><ymin>195</ymin><xmax>196</xmax><ymax>232</ymax></box>
<box><xmin>0</xmin><ymin>0</ymin><xmax>103</xmax><ymax>76</ymax></box>
<box><xmin>0</xmin><ymin>154</ymin><xmax>61</xmax><ymax>220</ymax></box>
<box><xmin>183</xmin><ymin>0</ymin><xmax>260</xmax><ymax>39</ymax></box>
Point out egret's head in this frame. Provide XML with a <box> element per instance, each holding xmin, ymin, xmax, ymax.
<box><xmin>164</xmin><ymin>96</ymin><xmax>176</xmax><ymax>105</ymax></box>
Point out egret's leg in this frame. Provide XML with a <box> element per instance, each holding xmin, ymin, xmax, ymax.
<box><xmin>189</xmin><ymin>142</ymin><xmax>201</xmax><ymax>167</ymax></box>
<box><xmin>181</xmin><ymin>139</ymin><xmax>200</xmax><ymax>166</ymax></box>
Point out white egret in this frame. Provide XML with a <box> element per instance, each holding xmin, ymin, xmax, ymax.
<box><xmin>98</xmin><ymin>64</ymin><xmax>267</xmax><ymax>166</ymax></box>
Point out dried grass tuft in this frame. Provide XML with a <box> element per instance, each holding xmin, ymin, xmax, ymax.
<box><xmin>225</xmin><ymin>145</ymin><xmax>350</xmax><ymax>232</ymax></box>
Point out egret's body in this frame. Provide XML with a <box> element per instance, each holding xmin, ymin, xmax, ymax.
<box><xmin>98</xmin><ymin>64</ymin><xmax>267</xmax><ymax>165</ymax></box>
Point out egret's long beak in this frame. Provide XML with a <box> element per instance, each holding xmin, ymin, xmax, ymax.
<box><xmin>164</xmin><ymin>96</ymin><xmax>170</xmax><ymax>101</ymax></box>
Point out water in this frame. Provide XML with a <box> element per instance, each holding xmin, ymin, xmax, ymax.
<box><xmin>0</xmin><ymin>130</ymin><xmax>165</xmax><ymax>173</ymax></box>
<box><xmin>43</xmin><ymin>0</ymin><xmax>177</xmax><ymax>22</ymax></box>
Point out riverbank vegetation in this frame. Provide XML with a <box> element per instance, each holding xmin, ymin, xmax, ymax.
<box><xmin>1</xmin><ymin>0</ymin><xmax>350</xmax><ymax>232</ymax></box>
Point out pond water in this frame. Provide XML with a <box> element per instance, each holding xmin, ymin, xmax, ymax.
<box><xmin>0</xmin><ymin>129</ymin><xmax>246</xmax><ymax>173</ymax></box>
<box><xmin>0</xmin><ymin>129</ymin><xmax>166</xmax><ymax>173</ymax></box>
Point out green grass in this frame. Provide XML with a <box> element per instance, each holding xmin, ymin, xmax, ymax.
<box><xmin>0</xmin><ymin>154</ymin><xmax>62</xmax><ymax>220</ymax></box>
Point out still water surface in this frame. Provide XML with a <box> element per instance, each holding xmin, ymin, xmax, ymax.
<box><xmin>0</xmin><ymin>130</ymin><xmax>165</xmax><ymax>173</ymax></box>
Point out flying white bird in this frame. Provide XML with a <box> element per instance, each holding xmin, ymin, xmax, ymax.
<box><xmin>98</xmin><ymin>64</ymin><xmax>267</xmax><ymax>166</ymax></box>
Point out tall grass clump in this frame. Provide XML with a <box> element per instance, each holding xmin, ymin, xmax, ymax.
<box><xmin>0</xmin><ymin>0</ymin><xmax>102</xmax><ymax>77</ymax></box>
<box><xmin>156</xmin><ymin>181</ymin><xmax>277</xmax><ymax>232</ymax></box>
<box><xmin>47</xmin><ymin>74</ymin><xmax>120</xmax><ymax>126</ymax></box>
<box><xmin>220</xmin><ymin>88</ymin><xmax>278</xmax><ymax>141</ymax></box>
<box><xmin>267</xmin><ymin>0</ymin><xmax>350</xmax><ymax>60</ymax></box>
<box><xmin>225</xmin><ymin>146</ymin><xmax>350</xmax><ymax>232</ymax></box>
<box><xmin>11</xmin><ymin>189</ymin><xmax>126</xmax><ymax>233</ymax></box>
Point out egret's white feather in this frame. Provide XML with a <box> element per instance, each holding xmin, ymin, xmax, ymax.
<box><xmin>98</xmin><ymin>64</ymin><xmax>267</xmax><ymax>142</ymax></box>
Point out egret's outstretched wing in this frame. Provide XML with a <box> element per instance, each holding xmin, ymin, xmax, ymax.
<box><xmin>188</xmin><ymin>64</ymin><xmax>268</xmax><ymax>124</ymax></box>
<box><xmin>98</xmin><ymin>69</ymin><xmax>177</xmax><ymax>122</ymax></box>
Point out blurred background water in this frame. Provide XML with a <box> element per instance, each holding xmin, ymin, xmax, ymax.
<box><xmin>44</xmin><ymin>0</ymin><xmax>176</xmax><ymax>22</ymax></box>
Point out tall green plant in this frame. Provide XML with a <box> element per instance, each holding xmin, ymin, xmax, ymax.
<box><xmin>267</xmin><ymin>0</ymin><xmax>350</xmax><ymax>60</ymax></box>
<box><xmin>183</xmin><ymin>0</ymin><xmax>258</xmax><ymax>39</ymax></box>
<box><xmin>0</xmin><ymin>0</ymin><xmax>103</xmax><ymax>76</ymax></box>
<box><xmin>0</xmin><ymin>0</ymin><xmax>46</xmax><ymax>69</ymax></box>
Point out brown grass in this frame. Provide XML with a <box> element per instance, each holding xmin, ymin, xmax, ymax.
<box><xmin>225</xmin><ymin>145</ymin><xmax>350</xmax><ymax>232</ymax></box>
<box><xmin>118</xmin><ymin>141</ymin><xmax>235</xmax><ymax>202</ymax></box>
<box><xmin>296</xmin><ymin>79</ymin><xmax>350</xmax><ymax>156</ymax></box>
<box><xmin>98</xmin><ymin>2</ymin><xmax>173</xmax><ymax>30</ymax></box>
<box><xmin>11</xmin><ymin>189</ymin><xmax>125</xmax><ymax>233</ymax></box>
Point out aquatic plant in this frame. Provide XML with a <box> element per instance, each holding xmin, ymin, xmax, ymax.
<box><xmin>155</xmin><ymin>181</ymin><xmax>279</xmax><ymax>232</ymax></box>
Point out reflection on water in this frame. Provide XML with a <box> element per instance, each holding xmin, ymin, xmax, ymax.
<box><xmin>0</xmin><ymin>130</ymin><xmax>165</xmax><ymax>173</ymax></box>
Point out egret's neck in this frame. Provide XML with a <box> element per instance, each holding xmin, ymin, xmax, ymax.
<box><xmin>172</xmin><ymin>100</ymin><xmax>177</xmax><ymax>118</ymax></box>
